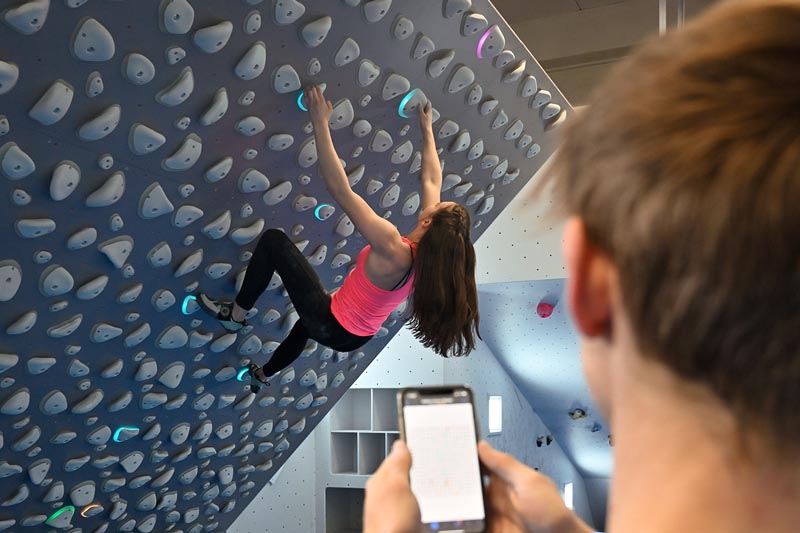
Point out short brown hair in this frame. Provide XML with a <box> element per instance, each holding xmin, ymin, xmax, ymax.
<box><xmin>548</xmin><ymin>0</ymin><xmax>800</xmax><ymax>446</ymax></box>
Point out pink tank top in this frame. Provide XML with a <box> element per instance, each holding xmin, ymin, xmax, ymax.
<box><xmin>330</xmin><ymin>237</ymin><xmax>416</xmax><ymax>336</ymax></box>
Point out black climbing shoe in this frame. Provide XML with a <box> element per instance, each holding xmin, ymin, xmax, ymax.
<box><xmin>247</xmin><ymin>363</ymin><xmax>270</xmax><ymax>393</ymax></box>
<box><xmin>198</xmin><ymin>293</ymin><xmax>247</xmax><ymax>333</ymax></box>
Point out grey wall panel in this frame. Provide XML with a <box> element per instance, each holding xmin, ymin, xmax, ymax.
<box><xmin>0</xmin><ymin>0</ymin><xmax>569</xmax><ymax>531</ymax></box>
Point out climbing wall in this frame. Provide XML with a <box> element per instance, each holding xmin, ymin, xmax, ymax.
<box><xmin>0</xmin><ymin>0</ymin><xmax>570</xmax><ymax>531</ymax></box>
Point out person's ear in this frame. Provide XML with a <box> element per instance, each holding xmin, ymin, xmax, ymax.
<box><xmin>563</xmin><ymin>217</ymin><xmax>613</xmax><ymax>338</ymax></box>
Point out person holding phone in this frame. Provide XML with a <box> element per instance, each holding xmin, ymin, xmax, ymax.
<box><xmin>199</xmin><ymin>86</ymin><xmax>480</xmax><ymax>388</ymax></box>
<box><xmin>364</xmin><ymin>1</ymin><xmax>800</xmax><ymax>532</ymax></box>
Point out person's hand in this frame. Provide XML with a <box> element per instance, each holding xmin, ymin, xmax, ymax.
<box><xmin>364</xmin><ymin>440</ymin><xmax>422</xmax><ymax>533</ymax></box>
<box><xmin>418</xmin><ymin>101</ymin><xmax>433</xmax><ymax>134</ymax></box>
<box><xmin>479</xmin><ymin>442</ymin><xmax>594</xmax><ymax>533</ymax></box>
<box><xmin>307</xmin><ymin>85</ymin><xmax>332</xmax><ymax>128</ymax></box>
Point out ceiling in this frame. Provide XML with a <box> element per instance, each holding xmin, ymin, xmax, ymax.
<box><xmin>491</xmin><ymin>0</ymin><xmax>629</xmax><ymax>23</ymax></box>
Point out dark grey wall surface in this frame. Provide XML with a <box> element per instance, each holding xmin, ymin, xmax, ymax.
<box><xmin>0</xmin><ymin>0</ymin><xmax>569</xmax><ymax>531</ymax></box>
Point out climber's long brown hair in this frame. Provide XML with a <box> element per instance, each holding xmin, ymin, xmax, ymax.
<box><xmin>408</xmin><ymin>204</ymin><xmax>480</xmax><ymax>357</ymax></box>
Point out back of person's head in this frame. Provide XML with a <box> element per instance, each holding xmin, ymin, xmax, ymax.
<box><xmin>549</xmin><ymin>0</ymin><xmax>800</xmax><ymax>449</ymax></box>
<box><xmin>409</xmin><ymin>203</ymin><xmax>480</xmax><ymax>357</ymax></box>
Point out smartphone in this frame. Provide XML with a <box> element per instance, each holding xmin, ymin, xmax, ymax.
<box><xmin>397</xmin><ymin>386</ymin><xmax>487</xmax><ymax>533</ymax></box>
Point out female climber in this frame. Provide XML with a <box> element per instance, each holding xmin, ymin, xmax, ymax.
<box><xmin>199</xmin><ymin>85</ymin><xmax>480</xmax><ymax>391</ymax></box>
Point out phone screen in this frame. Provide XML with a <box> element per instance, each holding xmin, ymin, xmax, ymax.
<box><xmin>401</xmin><ymin>388</ymin><xmax>486</xmax><ymax>532</ymax></box>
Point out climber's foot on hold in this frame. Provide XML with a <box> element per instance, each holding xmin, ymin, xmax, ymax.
<box><xmin>197</xmin><ymin>293</ymin><xmax>246</xmax><ymax>333</ymax></box>
<box><xmin>247</xmin><ymin>363</ymin><xmax>270</xmax><ymax>393</ymax></box>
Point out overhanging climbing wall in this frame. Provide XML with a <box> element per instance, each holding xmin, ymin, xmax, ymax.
<box><xmin>0</xmin><ymin>0</ymin><xmax>570</xmax><ymax>531</ymax></box>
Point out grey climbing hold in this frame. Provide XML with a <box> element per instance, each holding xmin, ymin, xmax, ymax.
<box><xmin>334</xmin><ymin>37</ymin><xmax>360</xmax><ymax>67</ymax></box>
<box><xmin>502</xmin><ymin>59</ymin><xmax>526</xmax><ymax>83</ymax></box>
<box><xmin>438</xmin><ymin>119</ymin><xmax>460</xmax><ymax>139</ymax></box>
<box><xmin>40</xmin><ymin>390</ymin><xmax>67</xmax><ymax>415</ymax></box>
<box><xmin>520</xmin><ymin>75</ymin><xmax>538</xmax><ymax>97</ymax></box>
<box><xmin>75</xmin><ymin>274</ymin><xmax>108</xmax><ymax>300</ymax></box>
<box><xmin>71</xmin><ymin>389</ymin><xmax>103</xmax><ymax>414</ymax></box>
<box><xmin>205</xmin><ymin>262</ymin><xmax>232</xmax><ymax>279</ymax></box>
<box><xmin>206</xmin><ymin>156</ymin><xmax>233</xmax><ymax>183</ymax></box>
<box><xmin>68</xmin><ymin>358</ymin><xmax>90</xmax><ymax>377</ymax></box>
<box><xmin>137</xmin><ymin>492</ymin><xmax>157</xmax><ymax>511</ymax></box>
<box><xmin>155</xmin><ymin>66</ymin><xmax>194</xmax><ymax>106</ymax></box>
<box><xmin>481</xmin><ymin>153</ymin><xmax>499</xmax><ymax>169</ymax></box>
<box><xmin>139</xmin><ymin>183</ymin><xmax>174</xmax><ymax>220</ymax></box>
<box><xmin>272</xmin><ymin>64</ymin><xmax>301</xmax><ymax>94</ymax></box>
<box><xmin>477</xmin><ymin>195</ymin><xmax>495</xmax><ymax>215</ymax></box>
<box><xmin>72</xmin><ymin>18</ymin><xmax>115</xmax><ymax>61</ymax></box>
<box><xmin>141</xmin><ymin>392</ymin><xmax>167</xmax><ymax>409</ymax></box>
<box><xmin>382</xmin><ymin>73</ymin><xmax>410</xmax><ymax>101</ymax></box>
<box><xmin>335</xmin><ymin>215</ymin><xmax>354</xmax><ymax>237</ymax></box>
<box><xmin>118</xmin><ymin>282</ymin><xmax>143</xmax><ymax>303</ymax></box>
<box><xmin>450</xmin><ymin>130</ymin><xmax>471</xmax><ymax>153</ymax></box>
<box><xmin>146</xmin><ymin>242</ymin><xmax>172</xmax><ymax>268</ymax></box>
<box><xmin>152</xmin><ymin>289</ymin><xmax>176</xmax><ymax>312</ymax></box>
<box><xmin>236</xmin><ymin>116</ymin><xmax>265</xmax><ymax>136</ymax></box>
<box><xmin>504</xmin><ymin>119</ymin><xmax>524</xmax><ymax>140</ymax></box>
<box><xmin>3</xmin><ymin>0</ymin><xmax>49</xmax><ymax>34</ymax></box>
<box><xmin>0</xmin><ymin>261</ymin><xmax>21</xmax><ymax>302</ymax></box>
<box><xmin>70</xmin><ymin>480</ymin><xmax>96</xmax><ymax>507</ymax></box>
<box><xmin>402</xmin><ymin>192</ymin><xmax>421</xmax><ymax>216</ymax></box>
<box><xmin>77</xmin><ymin>103</ymin><xmax>121</xmax><ymax>141</ymax></box>
<box><xmin>231</xmin><ymin>218</ymin><xmax>265</xmax><ymax>246</ymax></box>
<box><xmin>189</xmin><ymin>331</ymin><xmax>213</xmax><ymax>348</ymax></box>
<box><xmin>0</xmin><ymin>142</ymin><xmax>35</xmax><ymax>180</ymax></box>
<box><xmin>454</xmin><ymin>182</ymin><xmax>473</xmax><ymax>197</ymax></box>
<box><xmin>494</xmin><ymin>49</ymin><xmax>515</xmax><ymax>68</ymax></box>
<box><xmin>526</xmin><ymin>143</ymin><xmax>542</xmax><ymax>159</ymax></box>
<box><xmin>129</xmin><ymin>123</ymin><xmax>166</xmax><ymax>155</ymax></box>
<box><xmin>444</xmin><ymin>0</ymin><xmax>471</xmax><ymax>17</ymax></box>
<box><xmin>0</xmin><ymin>353</ymin><xmax>18</xmax><ymax>375</ymax></box>
<box><xmin>0</xmin><ymin>462</ymin><xmax>22</xmax><ymax>478</ymax></box>
<box><xmin>210</xmin><ymin>332</ymin><xmax>236</xmax><ymax>353</ymax></box>
<box><xmin>329</xmin><ymin>99</ymin><xmax>355</xmax><ymax>130</ymax></box>
<box><xmin>239</xmin><ymin>169</ymin><xmax>270</xmax><ymax>193</ymax></box>
<box><xmin>120</xmin><ymin>451</ymin><xmax>144</xmax><ymax>473</ymax></box>
<box><xmin>165</xmin><ymin>45</ymin><xmax>186</xmax><ymax>65</ymax></box>
<box><xmin>27</xmin><ymin>459</ymin><xmax>49</xmax><ymax>485</ymax></box>
<box><xmin>0</xmin><ymin>115</ymin><xmax>8</xmax><ymax>135</ymax></box>
<box><xmin>86</xmin><ymin>171</ymin><xmax>125</xmax><ymax>207</ymax></box>
<box><xmin>517</xmin><ymin>134</ymin><xmax>533</xmax><ymax>149</ymax></box>
<box><xmin>478</xmin><ymin>24</ymin><xmax>505</xmax><ymax>58</ymax></box>
<box><xmin>43</xmin><ymin>481</ymin><xmax>64</xmax><ymax>502</ymax></box>
<box><xmin>297</xmin><ymin>137</ymin><xmax>317</xmax><ymax>168</ymax></box>
<box><xmin>380</xmin><ymin>183</ymin><xmax>400</xmax><ymax>209</ymax></box>
<box><xmin>108</xmin><ymin>391</ymin><xmax>133</xmax><ymax>412</ymax></box>
<box><xmin>238</xmin><ymin>334</ymin><xmax>262</xmax><ymax>355</ymax></box>
<box><xmin>1</xmin><ymin>483</ymin><xmax>29</xmax><ymax>506</ymax></box>
<box><xmin>366</xmin><ymin>179</ymin><xmax>383</xmax><ymax>195</ymax></box>
<box><xmin>427</xmin><ymin>50</ymin><xmax>455</xmax><ymax>79</ymax></box>
<box><xmin>100</xmin><ymin>358</ymin><xmax>123</xmax><ymax>379</ymax></box>
<box><xmin>193</xmin><ymin>21</ymin><xmax>233</xmax><ymax>53</ymax></box>
<box><xmin>447</xmin><ymin>65</ymin><xmax>475</xmax><ymax>94</ymax></box>
<box><xmin>0</xmin><ymin>61</ymin><xmax>18</xmax><ymax>95</ymax></box>
<box><xmin>301</xmin><ymin>16</ymin><xmax>331</xmax><ymax>47</ymax></box>
<box><xmin>29</xmin><ymin>79</ymin><xmax>74</xmax><ymax>126</ymax></box>
<box><xmin>162</xmin><ymin>133</ymin><xmax>202</xmax><ymax>171</ymax></box>
<box><xmin>541</xmin><ymin>102</ymin><xmax>564</xmax><ymax>125</ymax></box>
<box><xmin>357</xmin><ymin>59</ymin><xmax>380</xmax><ymax>87</ymax></box>
<box><xmin>307</xmin><ymin>244</ymin><xmax>328</xmax><ymax>266</ymax></box>
<box><xmin>6</xmin><ymin>311</ymin><xmax>36</xmax><ymax>335</ymax></box>
<box><xmin>370</xmin><ymin>129</ymin><xmax>393</xmax><ymax>152</ymax></box>
<box><xmin>273</xmin><ymin>0</ymin><xmax>305</xmax><ymax>24</ymax></box>
<box><xmin>85</xmin><ymin>70</ymin><xmax>104</xmax><ymax>97</ymax></box>
<box><xmin>294</xmin><ymin>194</ymin><xmax>317</xmax><ymax>212</ymax></box>
<box><xmin>33</xmin><ymin>250</ymin><xmax>51</xmax><ymax>264</ymax></box>
<box><xmin>363</xmin><ymin>0</ymin><xmax>391</xmax><ymax>22</ymax></box>
<box><xmin>90</xmin><ymin>322</ymin><xmax>122</xmax><ymax>343</ymax></box>
<box><xmin>462</xmin><ymin>12</ymin><xmax>488</xmax><ymax>36</ymax></box>
<box><xmin>97</xmin><ymin>235</ymin><xmax>133</xmax><ymax>268</ymax></box>
<box><xmin>466</xmin><ymin>190</ymin><xmax>485</xmax><ymax>206</ymax></box>
<box><xmin>199</xmin><ymin>88</ymin><xmax>228</xmax><ymax>126</ymax></box>
<box><xmin>85</xmin><ymin>425</ymin><xmax>112</xmax><ymax>445</ymax></box>
<box><xmin>412</xmin><ymin>34</ymin><xmax>435</xmax><ymax>61</ymax></box>
<box><xmin>202</xmin><ymin>210</ymin><xmax>231</xmax><ymax>239</ymax></box>
<box><xmin>268</xmin><ymin>133</ymin><xmax>294</xmax><ymax>151</ymax></box>
<box><xmin>244</xmin><ymin>10</ymin><xmax>261</xmax><ymax>34</ymax></box>
<box><xmin>67</xmin><ymin>227</ymin><xmax>97</xmax><ymax>250</ymax></box>
<box><xmin>134</xmin><ymin>358</ymin><xmax>158</xmax><ymax>381</ymax></box>
<box><xmin>391</xmin><ymin>140</ymin><xmax>414</xmax><ymax>164</ymax></box>
<box><xmin>65</xmin><ymin>455</ymin><xmax>90</xmax><ymax>472</ymax></box>
<box><xmin>46</xmin><ymin>313</ymin><xmax>82</xmax><ymax>338</ymax></box>
<box><xmin>157</xmin><ymin>325</ymin><xmax>188</xmax><ymax>349</ymax></box>
<box><xmin>502</xmin><ymin>167</ymin><xmax>520</xmax><ymax>185</ymax></box>
<box><xmin>491</xmin><ymin>109</ymin><xmax>509</xmax><ymax>130</ymax></box>
<box><xmin>157</xmin><ymin>362</ymin><xmax>185</xmax><ymax>389</ymax></box>
<box><xmin>10</xmin><ymin>188</ymin><xmax>30</xmax><ymax>206</ymax></box>
<box><xmin>465</xmin><ymin>84</ymin><xmax>483</xmax><ymax>107</ymax></box>
<box><xmin>235</xmin><ymin>41</ymin><xmax>266</xmax><ymax>80</ymax></box>
<box><xmin>14</xmin><ymin>218</ymin><xmax>55</xmax><ymax>239</ymax></box>
<box><xmin>289</xmin><ymin>417</ymin><xmax>306</xmax><ymax>434</ymax></box>
<box><xmin>122</xmin><ymin>53</ymin><xmax>156</xmax><ymax>85</ymax></box>
<box><xmin>392</xmin><ymin>15</ymin><xmax>413</xmax><ymax>40</ymax></box>
<box><xmin>160</xmin><ymin>0</ymin><xmax>195</xmax><ymax>34</ymax></box>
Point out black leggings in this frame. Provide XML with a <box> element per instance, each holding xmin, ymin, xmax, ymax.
<box><xmin>236</xmin><ymin>229</ymin><xmax>372</xmax><ymax>376</ymax></box>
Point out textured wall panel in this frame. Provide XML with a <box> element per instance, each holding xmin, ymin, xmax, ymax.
<box><xmin>0</xmin><ymin>0</ymin><xmax>570</xmax><ymax>530</ymax></box>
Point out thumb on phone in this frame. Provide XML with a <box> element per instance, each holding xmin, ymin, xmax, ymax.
<box><xmin>478</xmin><ymin>441</ymin><xmax>529</xmax><ymax>489</ymax></box>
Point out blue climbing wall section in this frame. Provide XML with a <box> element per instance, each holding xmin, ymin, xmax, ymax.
<box><xmin>0</xmin><ymin>0</ymin><xmax>569</xmax><ymax>530</ymax></box>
